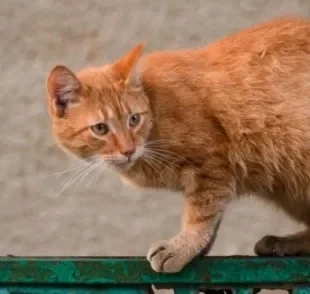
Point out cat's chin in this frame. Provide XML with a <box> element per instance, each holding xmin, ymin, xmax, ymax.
<box><xmin>110</xmin><ymin>161</ymin><xmax>135</xmax><ymax>172</ymax></box>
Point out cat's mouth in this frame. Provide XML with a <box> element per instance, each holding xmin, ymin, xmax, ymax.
<box><xmin>102</xmin><ymin>146</ymin><xmax>145</xmax><ymax>171</ymax></box>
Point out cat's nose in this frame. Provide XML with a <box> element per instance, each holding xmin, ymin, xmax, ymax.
<box><xmin>120</xmin><ymin>148</ymin><xmax>136</xmax><ymax>158</ymax></box>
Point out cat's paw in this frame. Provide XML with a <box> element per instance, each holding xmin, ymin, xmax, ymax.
<box><xmin>147</xmin><ymin>232</ymin><xmax>203</xmax><ymax>273</ymax></box>
<box><xmin>255</xmin><ymin>235</ymin><xmax>289</xmax><ymax>256</ymax></box>
<box><xmin>147</xmin><ymin>240</ymin><xmax>188</xmax><ymax>273</ymax></box>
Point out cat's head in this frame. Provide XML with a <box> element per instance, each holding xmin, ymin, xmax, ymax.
<box><xmin>46</xmin><ymin>43</ymin><xmax>152</xmax><ymax>171</ymax></box>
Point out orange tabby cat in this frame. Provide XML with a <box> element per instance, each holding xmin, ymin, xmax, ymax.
<box><xmin>46</xmin><ymin>17</ymin><xmax>310</xmax><ymax>273</ymax></box>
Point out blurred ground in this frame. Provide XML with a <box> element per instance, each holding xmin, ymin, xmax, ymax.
<box><xmin>0</xmin><ymin>1</ymin><xmax>309</xmax><ymax>290</ymax></box>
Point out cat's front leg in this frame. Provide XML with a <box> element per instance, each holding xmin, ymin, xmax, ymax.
<box><xmin>147</xmin><ymin>183</ymin><xmax>232</xmax><ymax>273</ymax></box>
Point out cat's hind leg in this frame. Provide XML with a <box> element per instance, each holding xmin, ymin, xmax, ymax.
<box><xmin>255</xmin><ymin>229</ymin><xmax>310</xmax><ymax>256</ymax></box>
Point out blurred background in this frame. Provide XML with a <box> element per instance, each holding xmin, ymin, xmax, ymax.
<box><xmin>0</xmin><ymin>0</ymin><xmax>309</xmax><ymax>259</ymax></box>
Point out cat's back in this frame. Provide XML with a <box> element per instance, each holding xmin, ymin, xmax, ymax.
<box><xmin>202</xmin><ymin>17</ymin><xmax>310</xmax><ymax>60</ymax></box>
<box><xmin>141</xmin><ymin>17</ymin><xmax>310</xmax><ymax>129</ymax></box>
<box><xmin>141</xmin><ymin>17</ymin><xmax>310</xmax><ymax>96</ymax></box>
<box><xmin>203</xmin><ymin>17</ymin><xmax>310</xmax><ymax>108</ymax></box>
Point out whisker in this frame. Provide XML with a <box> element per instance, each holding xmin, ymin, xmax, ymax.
<box><xmin>143</xmin><ymin>152</ymin><xmax>179</xmax><ymax>180</ymax></box>
<box><xmin>54</xmin><ymin>158</ymin><xmax>100</xmax><ymax>198</ymax></box>
<box><xmin>86</xmin><ymin>160</ymin><xmax>108</xmax><ymax>189</ymax></box>
<box><xmin>146</xmin><ymin>149</ymin><xmax>180</xmax><ymax>162</ymax></box>
<box><xmin>143</xmin><ymin>154</ymin><xmax>174</xmax><ymax>181</ymax></box>
<box><xmin>74</xmin><ymin>163</ymin><xmax>100</xmax><ymax>192</ymax></box>
<box><xmin>18</xmin><ymin>159</ymin><xmax>90</xmax><ymax>183</ymax></box>
<box><xmin>146</xmin><ymin>146</ymin><xmax>189</xmax><ymax>162</ymax></box>
<box><xmin>148</xmin><ymin>147</ymin><xmax>206</xmax><ymax>173</ymax></box>
<box><xmin>142</xmin><ymin>155</ymin><xmax>165</xmax><ymax>184</ymax></box>
<box><xmin>145</xmin><ymin>139</ymin><xmax>181</xmax><ymax>145</ymax></box>
<box><xmin>145</xmin><ymin>149</ymin><xmax>182</xmax><ymax>170</ymax></box>
<box><xmin>54</xmin><ymin>168</ymin><xmax>85</xmax><ymax>199</ymax></box>
<box><xmin>53</xmin><ymin>157</ymin><xmax>100</xmax><ymax>178</ymax></box>
<box><xmin>51</xmin><ymin>165</ymin><xmax>87</xmax><ymax>178</ymax></box>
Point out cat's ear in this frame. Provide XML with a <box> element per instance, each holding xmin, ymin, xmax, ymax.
<box><xmin>46</xmin><ymin>65</ymin><xmax>81</xmax><ymax>118</ymax></box>
<box><xmin>114</xmin><ymin>43</ymin><xmax>145</xmax><ymax>84</ymax></box>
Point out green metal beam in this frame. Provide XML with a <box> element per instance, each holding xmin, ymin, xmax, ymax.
<box><xmin>0</xmin><ymin>256</ymin><xmax>308</xmax><ymax>287</ymax></box>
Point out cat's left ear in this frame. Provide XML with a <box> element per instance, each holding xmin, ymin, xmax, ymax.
<box><xmin>114</xmin><ymin>43</ymin><xmax>145</xmax><ymax>84</ymax></box>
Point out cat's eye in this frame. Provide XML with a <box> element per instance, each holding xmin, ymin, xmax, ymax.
<box><xmin>128</xmin><ymin>113</ymin><xmax>141</xmax><ymax>127</ymax></box>
<box><xmin>90</xmin><ymin>123</ymin><xmax>109</xmax><ymax>136</ymax></box>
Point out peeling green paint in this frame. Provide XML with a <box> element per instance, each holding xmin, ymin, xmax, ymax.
<box><xmin>0</xmin><ymin>256</ymin><xmax>308</xmax><ymax>293</ymax></box>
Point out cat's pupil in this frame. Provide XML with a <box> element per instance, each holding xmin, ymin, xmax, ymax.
<box><xmin>91</xmin><ymin>123</ymin><xmax>109</xmax><ymax>135</ymax></box>
<box><xmin>129</xmin><ymin>113</ymin><xmax>140</xmax><ymax>127</ymax></box>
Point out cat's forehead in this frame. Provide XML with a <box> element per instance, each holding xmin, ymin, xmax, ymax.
<box><xmin>94</xmin><ymin>100</ymin><xmax>130</xmax><ymax>119</ymax></box>
<box><xmin>88</xmin><ymin>100</ymin><xmax>141</xmax><ymax>129</ymax></box>
<box><xmin>76</xmin><ymin>67</ymin><xmax>145</xmax><ymax>119</ymax></box>
<box><xmin>77</xmin><ymin>67</ymin><xmax>126</xmax><ymax>97</ymax></box>
<box><xmin>77</xmin><ymin>67</ymin><xmax>112</xmax><ymax>89</ymax></box>
<box><xmin>77</xmin><ymin>68</ymin><xmax>120</xmax><ymax>101</ymax></box>
<box><xmin>90</xmin><ymin>105</ymin><xmax>116</xmax><ymax>123</ymax></box>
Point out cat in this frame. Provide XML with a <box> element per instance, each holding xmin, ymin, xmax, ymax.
<box><xmin>46</xmin><ymin>16</ymin><xmax>310</xmax><ymax>273</ymax></box>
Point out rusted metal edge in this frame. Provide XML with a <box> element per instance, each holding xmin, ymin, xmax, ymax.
<box><xmin>0</xmin><ymin>256</ymin><xmax>308</xmax><ymax>286</ymax></box>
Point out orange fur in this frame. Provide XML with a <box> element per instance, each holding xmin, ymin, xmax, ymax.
<box><xmin>46</xmin><ymin>17</ymin><xmax>310</xmax><ymax>272</ymax></box>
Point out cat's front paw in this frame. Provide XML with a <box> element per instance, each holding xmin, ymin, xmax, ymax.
<box><xmin>147</xmin><ymin>232</ymin><xmax>204</xmax><ymax>273</ymax></box>
<box><xmin>147</xmin><ymin>240</ymin><xmax>185</xmax><ymax>273</ymax></box>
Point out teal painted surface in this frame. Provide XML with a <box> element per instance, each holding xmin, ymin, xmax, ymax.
<box><xmin>294</xmin><ymin>288</ymin><xmax>310</xmax><ymax>294</ymax></box>
<box><xmin>174</xmin><ymin>287</ymin><xmax>198</xmax><ymax>294</ymax></box>
<box><xmin>235</xmin><ymin>288</ymin><xmax>253</xmax><ymax>294</ymax></box>
<box><xmin>0</xmin><ymin>287</ymin><xmax>150</xmax><ymax>294</ymax></box>
<box><xmin>0</xmin><ymin>256</ymin><xmax>309</xmax><ymax>285</ymax></box>
<box><xmin>0</xmin><ymin>286</ymin><xmax>149</xmax><ymax>294</ymax></box>
<box><xmin>0</xmin><ymin>285</ymin><xmax>148</xmax><ymax>294</ymax></box>
<box><xmin>0</xmin><ymin>256</ymin><xmax>309</xmax><ymax>293</ymax></box>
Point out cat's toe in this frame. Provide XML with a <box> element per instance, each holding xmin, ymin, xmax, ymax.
<box><xmin>147</xmin><ymin>240</ymin><xmax>168</xmax><ymax>261</ymax></box>
<box><xmin>147</xmin><ymin>240</ymin><xmax>171</xmax><ymax>272</ymax></box>
<box><xmin>147</xmin><ymin>240</ymin><xmax>176</xmax><ymax>272</ymax></box>
<box><xmin>147</xmin><ymin>240</ymin><xmax>186</xmax><ymax>273</ymax></box>
<box><xmin>255</xmin><ymin>235</ymin><xmax>288</xmax><ymax>256</ymax></box>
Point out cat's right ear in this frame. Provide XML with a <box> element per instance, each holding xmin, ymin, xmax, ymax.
<box><xmin>46</xmin><ymin>65</ymin><xmax>81</xmax><ymax>118</ymax></box>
